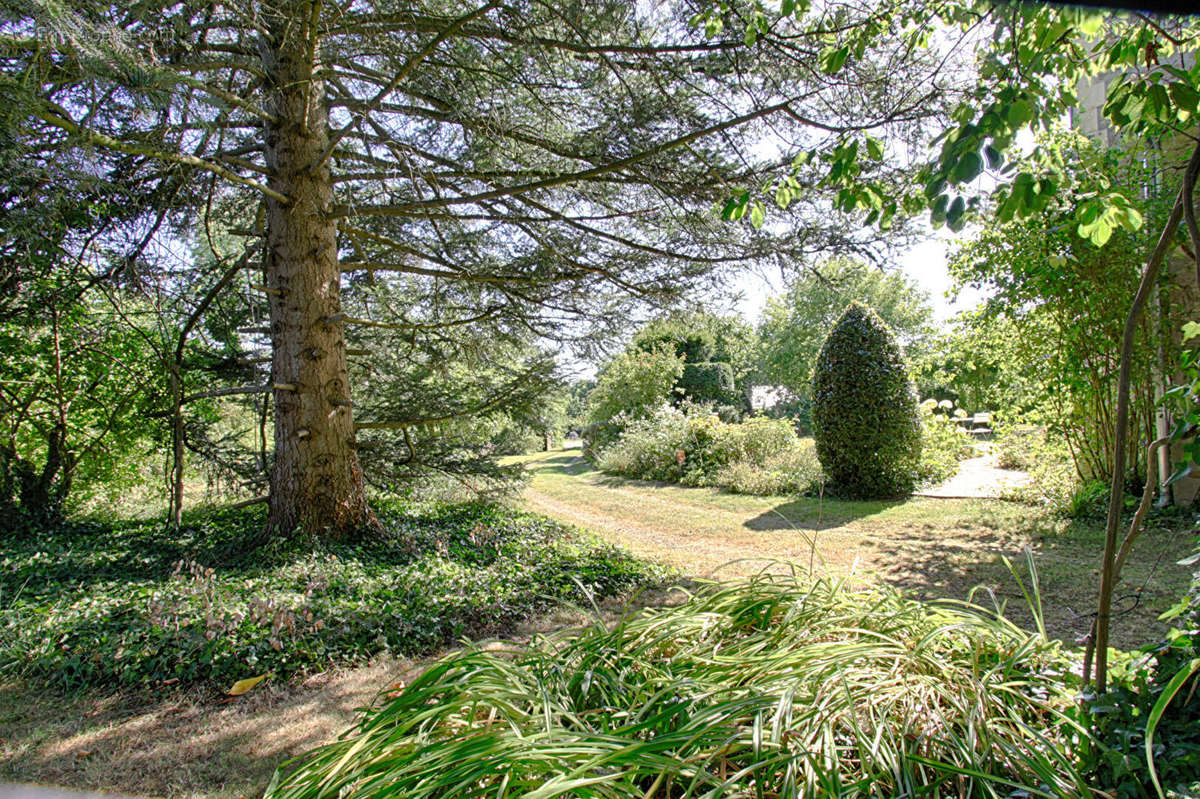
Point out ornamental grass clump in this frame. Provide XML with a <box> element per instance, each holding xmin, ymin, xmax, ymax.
<box><xmin>268</xmin><ymin>575</ymin><xmax>1090</xmax><ymax>799</ymax></box>
<box><xmin>812</xmin><ymin>302</ymin><xmax>922</xmax><ymax>499</ymax></box>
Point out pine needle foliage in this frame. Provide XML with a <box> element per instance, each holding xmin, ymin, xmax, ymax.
<box><xmin>812</xmin><ymin>302</ymin><xmax>922</xmax><ymax>499</ymax></box>
<box><xmin>267</xmin><ymin>575</ymin><xmax>1091</xmax><ymax>799</ymax></box>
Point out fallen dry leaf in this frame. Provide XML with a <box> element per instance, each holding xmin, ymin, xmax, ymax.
<box><xmin>227</xmin><ymin>673</ymin><xmax>271</xmax><ymax>696</ymax></box>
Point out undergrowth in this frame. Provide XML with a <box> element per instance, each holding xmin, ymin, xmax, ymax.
<box><xmin>0</xmin><ymin>503</ymin><xmax>668</xmax><ymax>690</ymax></box>
<box><xmin>268</xmin><ymin>574</ymin><xmax>1093</xmax><ymax>799</ymax></box>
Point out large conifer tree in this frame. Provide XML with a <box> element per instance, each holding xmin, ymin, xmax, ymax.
<box><xmin>0</xmin><ymin>0</ymin><xmax>953</xmax><ymax>536</ymax></box>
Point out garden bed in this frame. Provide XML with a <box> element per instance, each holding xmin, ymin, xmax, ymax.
<box><xmin>0</xmin><ymin>503</ymin><xmax>669</xmax><ymax>691</ymax></box>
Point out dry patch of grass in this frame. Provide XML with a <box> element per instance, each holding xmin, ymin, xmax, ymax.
<box><xmin>0</xmin><ymin>592</ymin><xmax>685</xmax><ymax>799</ymax></box>
<box><xmin>1</xmin><ymin>659</ymin><xmax>403</xmax><ymax>799</ymax></box>
<box><xmin>516</xmin><ymin>446</ymin><xmax>1195</xmax><ymax>650</ymax></box>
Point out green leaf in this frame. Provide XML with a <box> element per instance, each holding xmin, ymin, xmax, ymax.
<box><xmin>1182</xmin><ymin>321</ymin><xmax>1200</xmax><ymax>342</ymax></box>
<box><xmin>774</xmin><ymin>184</ymin><xmax>793</xmax><ymax>209</ymax></box>
<box><xmin>749</xmin><ymin>202</ymin><xmax>765</xmax><ymax>229</ymax></box>
<box><xmin>819</xmin><ymin>46</ymin><xmax>850</xmax><ymax>75</ymax></box>
<box><xmin>996</xmin><ymin>190</ymin><xmax>1021</xmax><ymax>223</ymax></box>
<box><xmin>781</xmin><ymin>0</ymin><xmax>796</xmax><ymax>15</ymax></box>
<box><xmin>1006</xmin><ymin>98</ymin><xmax>1034</xmax><ymax>129</ymax></box>
<box><xmin>879</xmin><ymin>201</ymin><xmax>897</xmax><ymax>230</ymax></box>
<box><xmin>744</xmin><ymin>25</ymin><xmax>757</xmax><ymax>47</ymax></box>
<box><xmin>1170</xmin><ymin>81</ymin><xmax>1200</xmax><ymax>115</ymax></box>
<box><xmin>720</xmin><ymin>196</ymin><xmax>741</xmax><ymax>220</ymax></box>
<box><xmin>946</xmin><ymin>196</ymin><xmax>966</xmax><ymax>231</ymax></box>
<box><xmin>865</xmin><ymin>135</ymin><xmax>884</xmax><ymax>161</ymax></box>
<box><xmin>1077</xmin><ymin>200</ymin><xmax>1100</xmax><ymax>226</ymax></box>
<box><xmin>952</xmin><ymin>151</ymin><xmax>984</xmax><ymax>184</ymax></box>
<box><xmin>1145</xmin><ymin>659</ymin><xmax>1200</xmax><ymax>799</ymax></box>
<box><xmin>1078</xmin><ymin>13</ymin><xmax>1105</xmax><ymax>37</ymax></box>
<box><xmin>931</xmin><ymin>192</ymin><xmax>950</xmax><ymax>225</ymax></box>
<box><xmin>1115</xmin><ymin>206</ymin><xmax>1143</xmax><ymax>231</ymax></box>
<box><xmin>1148</xmin><ymin>83</ymin><xmax>1171</xmax><ymax>121</ymax></box>
<box><xmin>983</xmin><ymin>145</ymin><xmax>1002</xmax><ymax>170</ymax></box>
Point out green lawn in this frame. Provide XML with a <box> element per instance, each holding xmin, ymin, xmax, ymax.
<box><xmin>511</xmin><ymin>444</ymin><xmax>1195</xmax><ymax>650</ymax></box>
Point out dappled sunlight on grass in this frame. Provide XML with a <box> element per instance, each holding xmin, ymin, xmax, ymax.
<box><xmin>518</xmin><ymin>446</ymin><xmax>1194</xmax><ymax>649</ymax></box>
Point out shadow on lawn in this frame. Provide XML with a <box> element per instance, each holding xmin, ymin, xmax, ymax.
<box><xmin>743</xmin><ymin>495</ymin><xmax>905</xmax><ymax>532</ymax></box>
<box><xmin>837</xmin><ymin>509</ymin><xmax>1189</xmax><ymax>650</ymax></box>
<box><xmin>523</xmin><ymin>450</ymin><xmax>592</xmax><ymax>476</ymax></box>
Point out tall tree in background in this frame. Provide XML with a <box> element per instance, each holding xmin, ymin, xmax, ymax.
<box><xmin>1</xmin><ymin>0</ymin><xmax>961</xmax><ymax>537</ymax></box>
<box><xmin>758</xmin><ymin>256</ymin><xmax>932</xmax><ymax>404</ymax></box>
<box><xmin>632</xmin><ymin>312</ymin><xmax>758</xmax><ymax>410</ymax></box>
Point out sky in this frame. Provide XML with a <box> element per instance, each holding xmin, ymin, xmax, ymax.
<box><xmin>563</xmin><ymin>231</ymin><xmax>994</xmax><ymax>382</ymax></box>
<box><xmin>730</xmin><ymin>233</ymin><xmax>992</xmax><ymax>327</ymax></box>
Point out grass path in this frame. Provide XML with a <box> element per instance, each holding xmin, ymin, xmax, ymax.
<box><xmin>513</xmin><ymin>445</ymin><xmax>1194</xmax><ymax>649</ymax></box>
<box><xmin>2</xmin><ymin>449</ymin><xmax>1192</xmax><ymax>798</ymax></box>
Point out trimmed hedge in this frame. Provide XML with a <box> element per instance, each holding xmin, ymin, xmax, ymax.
<box><xmin>812</xmin><ymin>302</ymin><xmax>921</xmax><ymax>499</ymax></box>
<box><xmin>679</xmin><ymin>361</ymin><xmax>737</xmax><ymax>405</ymax></box>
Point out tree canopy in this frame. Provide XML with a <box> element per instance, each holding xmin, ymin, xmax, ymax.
<box><xmin>0</xmin><ymin>0</ymin><xmax>963</xmax><ymax>536</ymax></box>
<box><xmin>632</xmin><ymin>311</ymin><xmax>758</xmax><ymax>409</ymax></box>
<box><xmin>758</xmin><ymin>256</ymin><xmax>932</xmax><ymax>404</ymax></box>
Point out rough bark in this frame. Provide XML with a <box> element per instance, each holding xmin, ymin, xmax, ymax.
<box><xmin>261</xmin><ymin>3</ymin><xmax>376</xmax><ymax>539</ymax></box>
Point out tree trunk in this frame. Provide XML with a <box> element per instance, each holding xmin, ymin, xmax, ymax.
<box><xmin>168</xmin><ymin>363</ymin><xmax>184</xmax><ymax>527</ymax></box>
<box><xmin>1094</xmin><ymin>157</ymin><xmax>1195</xmax><ymax>692</ymax></box>
<box><xmin>261</xmin><ymin>3</ymin><xmax>376</xmax><ymax>539</ymax></box>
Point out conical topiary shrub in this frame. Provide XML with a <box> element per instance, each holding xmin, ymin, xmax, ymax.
<box><xmin>812</xmin><ymin>302</ymin><xmax>921</xmax><ymax>499</ymax></box>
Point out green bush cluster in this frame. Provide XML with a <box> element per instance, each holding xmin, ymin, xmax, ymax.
<box><xmin>916</xmin><ymin>399</ymin><xmax>976</xmax><ymax>485</ymax></box>
<box><xmin>992</xmin><ymin>422</ymin><xmax>1106</xmax><ymax>515</ymax></box>
<box><xmin>595</xmin><ymin>404</ymin><xmax>820</xmax><ymax>495</ymax></box>
<box><xmin>678</xmin><ymin>361</ymin><xmax>738</xmax><ymax>405</ymax></box>
<box><xmin>0</xmin><ymin>504</ymin><xmax>667</xmax><ymax>690</ymax></box>
<box><xmin>713</xmin><ymin>444</ymin><xmax>821</xmax><ymax>496</ymax></box>
<box><xmin>583</xmin><ymin>344</ymin><xmax>685</xmax><ymax>457</ymax></box>
<box><xmin>993</xmin><ymin>423</ymin><xmax>1045</xmax><ymax>471</ymax></box>
<box><xmin>812</xmin><ymin>303</ymin><xmax>922</xmax><ymax>499</ymax></box>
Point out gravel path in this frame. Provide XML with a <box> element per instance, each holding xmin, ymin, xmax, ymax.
<box><xmin>918</xmin><ymin>449</ymin><xmax>1030</xmax><ymax>499</ymax></box>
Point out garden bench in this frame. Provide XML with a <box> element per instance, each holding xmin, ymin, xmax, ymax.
<box><xmin>956</xmin><ymin>411</ymin><xmax>993</xmax><ymax>436</ymax></box>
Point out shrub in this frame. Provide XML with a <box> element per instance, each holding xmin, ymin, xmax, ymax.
<box><xmin>715</xmin><ymin>442</ymin><xmax>821</xmax><ymax>495</ymax></box>
<box><xmin>1084</xmin><ymin>543</ymin><xmax>1200</xmax><ymax>796</ymax></box>
<box><xmin>994</xmin><ymin>427</ymin><xmax>1106</xmax><ymax>516</ymax></box>
<box><xmin>596</xmin><ymin>404</ymin><xmax>732</xmax><ymax>485</ymax></box>
<box><xmin>0</xmin><ymin>504</ymin><xmax>668</xmax><ymax>690</ymax></box>
<box><xmin>583</xmin><ymin>344</ymin><xmax>685</xmax><ymax>456</ymax></box>
<box><xmin>268</xmin><ymin>575</ymin><xmax>1089</xmax><ymax>799</ymax></box>
<box><xmin>993</xmin><ymin>423</ymin><xmax>1046</xmax><ymax>471</ymax></box>
<box><xmin>722</xmin><ymin>414</ymin><xmax>803</xmax><ymax>463</ymax></box>
<box><xmin>596</xmin><ymin>405</ymin><xmax>816</xmax><ymax>494</ymax></box>
<box><xmin>916</xmin><ymin>399</ymin><xmax>975</xmax><ymax>485</ymax></box>
<box><xmin>679</xmin><ymin>361</ymin><xmax>737</xmax><ymax>405</ymax></box>
<box><xmin>812</xmin><ymin>302</ymin><xmax>922</xmax><ymax>499</ymax></box>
